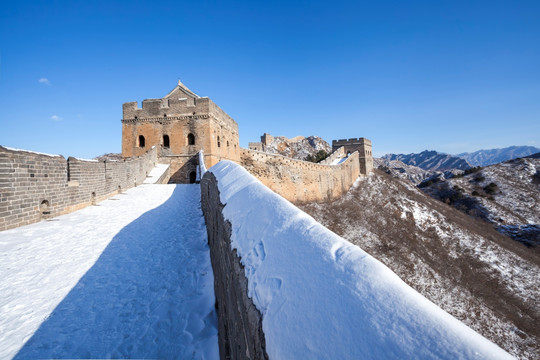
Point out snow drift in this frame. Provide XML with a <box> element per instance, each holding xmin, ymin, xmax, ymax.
<box><xmin>208</xmin><ymin>160</ymin><xmax>512</xmax><ymax>359</ymax></box>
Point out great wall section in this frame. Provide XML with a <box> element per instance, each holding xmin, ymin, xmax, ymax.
<box><xmin>0</xmin><ymin>81</ymin><xmax>373</xmax><ymax>358</ymax></box>
<box><xmin>0</xmin><ymin>146</ymin><xmax>163</xmax><ymax>231</ymax></box>
<box><xmin>1</xmin><ymin>81</ymin><xmax>513</xmax><ymax>359</ymax></box>
<box><xmin>1</xmin><ymin>81</ymin><xmax>374</xmax><ymax>231</ymax></box>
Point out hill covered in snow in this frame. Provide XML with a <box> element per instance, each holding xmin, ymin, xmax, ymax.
<box><xmin>374</xmin><ymin>157</ymin><xmax>453</xmax><ymax>185</ymax></box>
<box><xmin>300</xmin><ymin>170</ymin><xmax>540</xmax><ymax>359</ymax></box>
<box><xmin>419</xmin><ymin>157</ymin><xmax>540</xmax><ymax>248</ymax></box>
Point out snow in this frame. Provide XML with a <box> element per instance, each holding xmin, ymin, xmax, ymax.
<box><xmin>2</xmin><ymin>146</ymin><xmax>62</xmax><ymax>157</ymax></box>
<box><xmin>199</xmin><ymin>150</ymin><xmax>207</xmax><ymax>176</ymax></box>
<box><xmin>209</xmin><ymin>160</ymin><xmax>513</xmax><ymax>360</ymax></box>
<box><xmin>195</xmin><ymin>151</ymin><xmax>208</xmax><ymax>182</ymax></box>
<box><xmin>74</xmin><ymin>157</ymin><xmax>99</xmax><ymax>162</ymax></box>
<box><xmin>0</xmin><ymin>184</ymin><xmax>218</xmax><ymax>359</ymax></box>
<box><xmin>142</xmin><ymin>163</ymin><xmax>170</xmax><ymax>184</ymax></box>
<box><xmin>330</xmin><ymin>156</ymin><xmax>347</xmax><ymax>165</ymax></box>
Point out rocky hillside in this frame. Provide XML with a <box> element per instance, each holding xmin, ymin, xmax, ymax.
<box><xmin>457</xmin><ymin>146</ymin><xmax>540</xmax><ymax>166</ymax></box>
<box><xmin>383</xmin><ymin>150</ymin><xmax>471</xmax><ymax>171</ymax></box>
<box><xmin>262</xmin><ymin>135</ymin><xmax>331</xmax><ymax>161</ymax></box>
<box><xmin>299</xmin><ymin>171</ymin><xmax>540</xmax><ymax>359</ymax></box>
<box><xmin>374</xmin><ymin>158</ymin><xmax>462</xmax><ymax>185</ymax></box>
<box><xmin>419</xmin><ymin>158</ymin><xmax>540</xmax><ymax>247</ymax></box>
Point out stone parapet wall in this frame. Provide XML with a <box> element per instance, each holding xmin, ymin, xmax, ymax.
<box><xmin>0</xmin><ymin>146</ymin><xmax>157</xmax><ymax>231</ymax></box>
<box><xmin>320</xmin><ymin>146</ymin><xmax>346</xmax><ymax>165</ymax></box>
<box><xmin>200</xmin><ymin>171</ymin><xmax>268</xmax><ymax>360</ymax></box>
<box><xmin>239</xmin><ymin>148</ymin><xmax>361</xmax><ymax>203</ymax></box>
<box><xmin>248</xmin><ymin>142</ymin><xmax>263</xmax><ymax>151</ymax></box>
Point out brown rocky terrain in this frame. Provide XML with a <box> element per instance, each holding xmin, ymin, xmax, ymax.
<box><xmin>419</xmin><ymin>157</ymin><xmax>540</xmax><ymax>247</ymax></box>
<box><xmin>261</xmin><ymin>135</ymin><xmax>331</xmax><ymax>161</ymax></box>
<box><xmin>299</xmin><ymin>170</ymin><xmax>540</xmax><ymax>359</ymax></box>
<box><xmin>375</xmin><ymin>157</ymin><xmax>438</xmax><ymax>184</ymax></box>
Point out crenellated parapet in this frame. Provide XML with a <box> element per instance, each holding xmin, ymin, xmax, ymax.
<box><xmin>332</xmin><ymin>137</ymin><xmax>372</xmax><ymax>150</ymax></box>
<box><xmin>122</xmin><ymin>97</ymin><xmax>212</xmax><ymax>121</ymax></box>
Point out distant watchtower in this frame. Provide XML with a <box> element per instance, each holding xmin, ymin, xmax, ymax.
<box><xmin>121</xmin><ymin>80</ymin><xmax>240</xmax><ymax>183</ymax></box>
<box><xmin>332</xmin><ymin>138</ymin><xmax>374</xmax><ymax>174</ymax></box>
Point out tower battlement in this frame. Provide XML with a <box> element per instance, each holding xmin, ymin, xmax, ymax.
<box><xmin>122</xmin><ymin>97</ymin><xmax>212</xmax><ymax>120</ymax></box>
<box><xmin>332</xmin><ymin>138</ymin><xmax>371</xmax><ymax>149</ymax></box>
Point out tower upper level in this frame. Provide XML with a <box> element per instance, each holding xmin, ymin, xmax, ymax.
<box><xmin>122</xmin><ymin>80</ymin><xmax>235</xmax><ymax>127</ymax></box>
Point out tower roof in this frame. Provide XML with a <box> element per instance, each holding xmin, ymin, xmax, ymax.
<box><xmin>164</xmin><ymin>80</ymin><xmax>200</xmax><ymax>99</ymax></box>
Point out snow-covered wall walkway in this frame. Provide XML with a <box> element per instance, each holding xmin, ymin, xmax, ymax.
<box><xmin>0</xmin><ymin>184</ymin><xmax>218</xmax><ymax>359</ymax></box>
<box><xmin>206</xmin><ymin>160</ymin><xmax>513</xmax><ymax>359</ymax></box>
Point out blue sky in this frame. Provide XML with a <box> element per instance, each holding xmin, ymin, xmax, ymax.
<box><xmin>1</xmin><ymin>0</ymin><xmax>539</xmax><ymax>158</ymax></box>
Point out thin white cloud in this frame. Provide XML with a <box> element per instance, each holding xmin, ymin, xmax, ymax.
<box><xmin>51</xmin><ymin>115</ymin><xmax>62</xmax><ymax>121</ymax></box>
<box><xmin>38</xmin><ymin>78</ymin><xmax>51</xmax><ymax>85</ymax></box>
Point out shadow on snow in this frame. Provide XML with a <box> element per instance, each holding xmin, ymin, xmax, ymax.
<box><xmin>15</xmin><ymin>184</ymin><xmax>217</xmax><ymax>359</ymax></box>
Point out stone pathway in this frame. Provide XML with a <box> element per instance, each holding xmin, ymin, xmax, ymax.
<box><xmin>0</xmin><ymin>184</ymin><xmax>218</xmax><ymax>359</ymax></box>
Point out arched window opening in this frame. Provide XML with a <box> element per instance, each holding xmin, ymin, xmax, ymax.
<box><xmin>163</xmin><ymin>135</ymin><xmax>170</xmax><ymax>148</ymax></box>
<box><xmin>217</xmin><ymin>136</ymin><xmax>221</xmax><ymax>148</ymax></box>
<box><xmin>189</xmin><ymin>171</ymin><xmax>197</xmax><ymax>184</ymax></box>
<box><xmin>188</xmin><ymin>133</ymin><xmax>195</xmax><ymax>145</ymax></box>
<box><xmin>227</xmin><ymin>141</ymin><xmax>229</xmax><ymax>147</ymax></box>
<box><xmin>40</xmin><ymin>200</ymin><xmax>50</xmax><ymax>215</ymax></box>
<box><xmin>138</xmin><ymin>135</ymin><xmax>146</xmax><ymax>148</ymax></box>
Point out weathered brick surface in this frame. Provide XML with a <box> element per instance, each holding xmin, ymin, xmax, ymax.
<box><xmin>200</xmin><ymin>171</ymin><xmax>268</xmax><ymax>360</ymax></box>
<box><xmin>0</xmin><ymin>146</ymin><xmax>157</xmax><ymax>231</ymax></box>
<box><xmin>239</xmin><ymin>148</ymin><xmax>362</xmax><ymax>203</ymax></box>
<box><xmin>122</xmin><ymin>82</ymin><xmax>240</xmax><ymax>183</ymax></box>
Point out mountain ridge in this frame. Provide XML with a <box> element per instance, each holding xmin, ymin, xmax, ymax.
<box><xmin>382</xmin><ymin>150</ymin><xmax>471</xmax><ymax>171</ymax></box>
<box><xmin>457</xmin><ymin>146</ymin><xmax>540</xmax><ymax>167</ymax></box>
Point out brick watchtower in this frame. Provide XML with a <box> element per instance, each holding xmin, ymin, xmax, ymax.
<box><xmin>332</xmin><ymin>137</ymin><xmax>374</xmax><ymax>174</ymax></box>
<box><xmin>121</xmin><ymin>80</ymin><xmax>240</xmax><ymax>183</ymax></box>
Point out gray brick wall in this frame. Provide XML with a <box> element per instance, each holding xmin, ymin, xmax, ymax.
<box><xmin>200</xmin><ymin>171</ymin><xmax>268</xmax><ymax>360</ymax></box>
<box><xmin>0</xmin><ymin>146</ymin><xmax>157</xmax><ymax>231</ymax></box>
